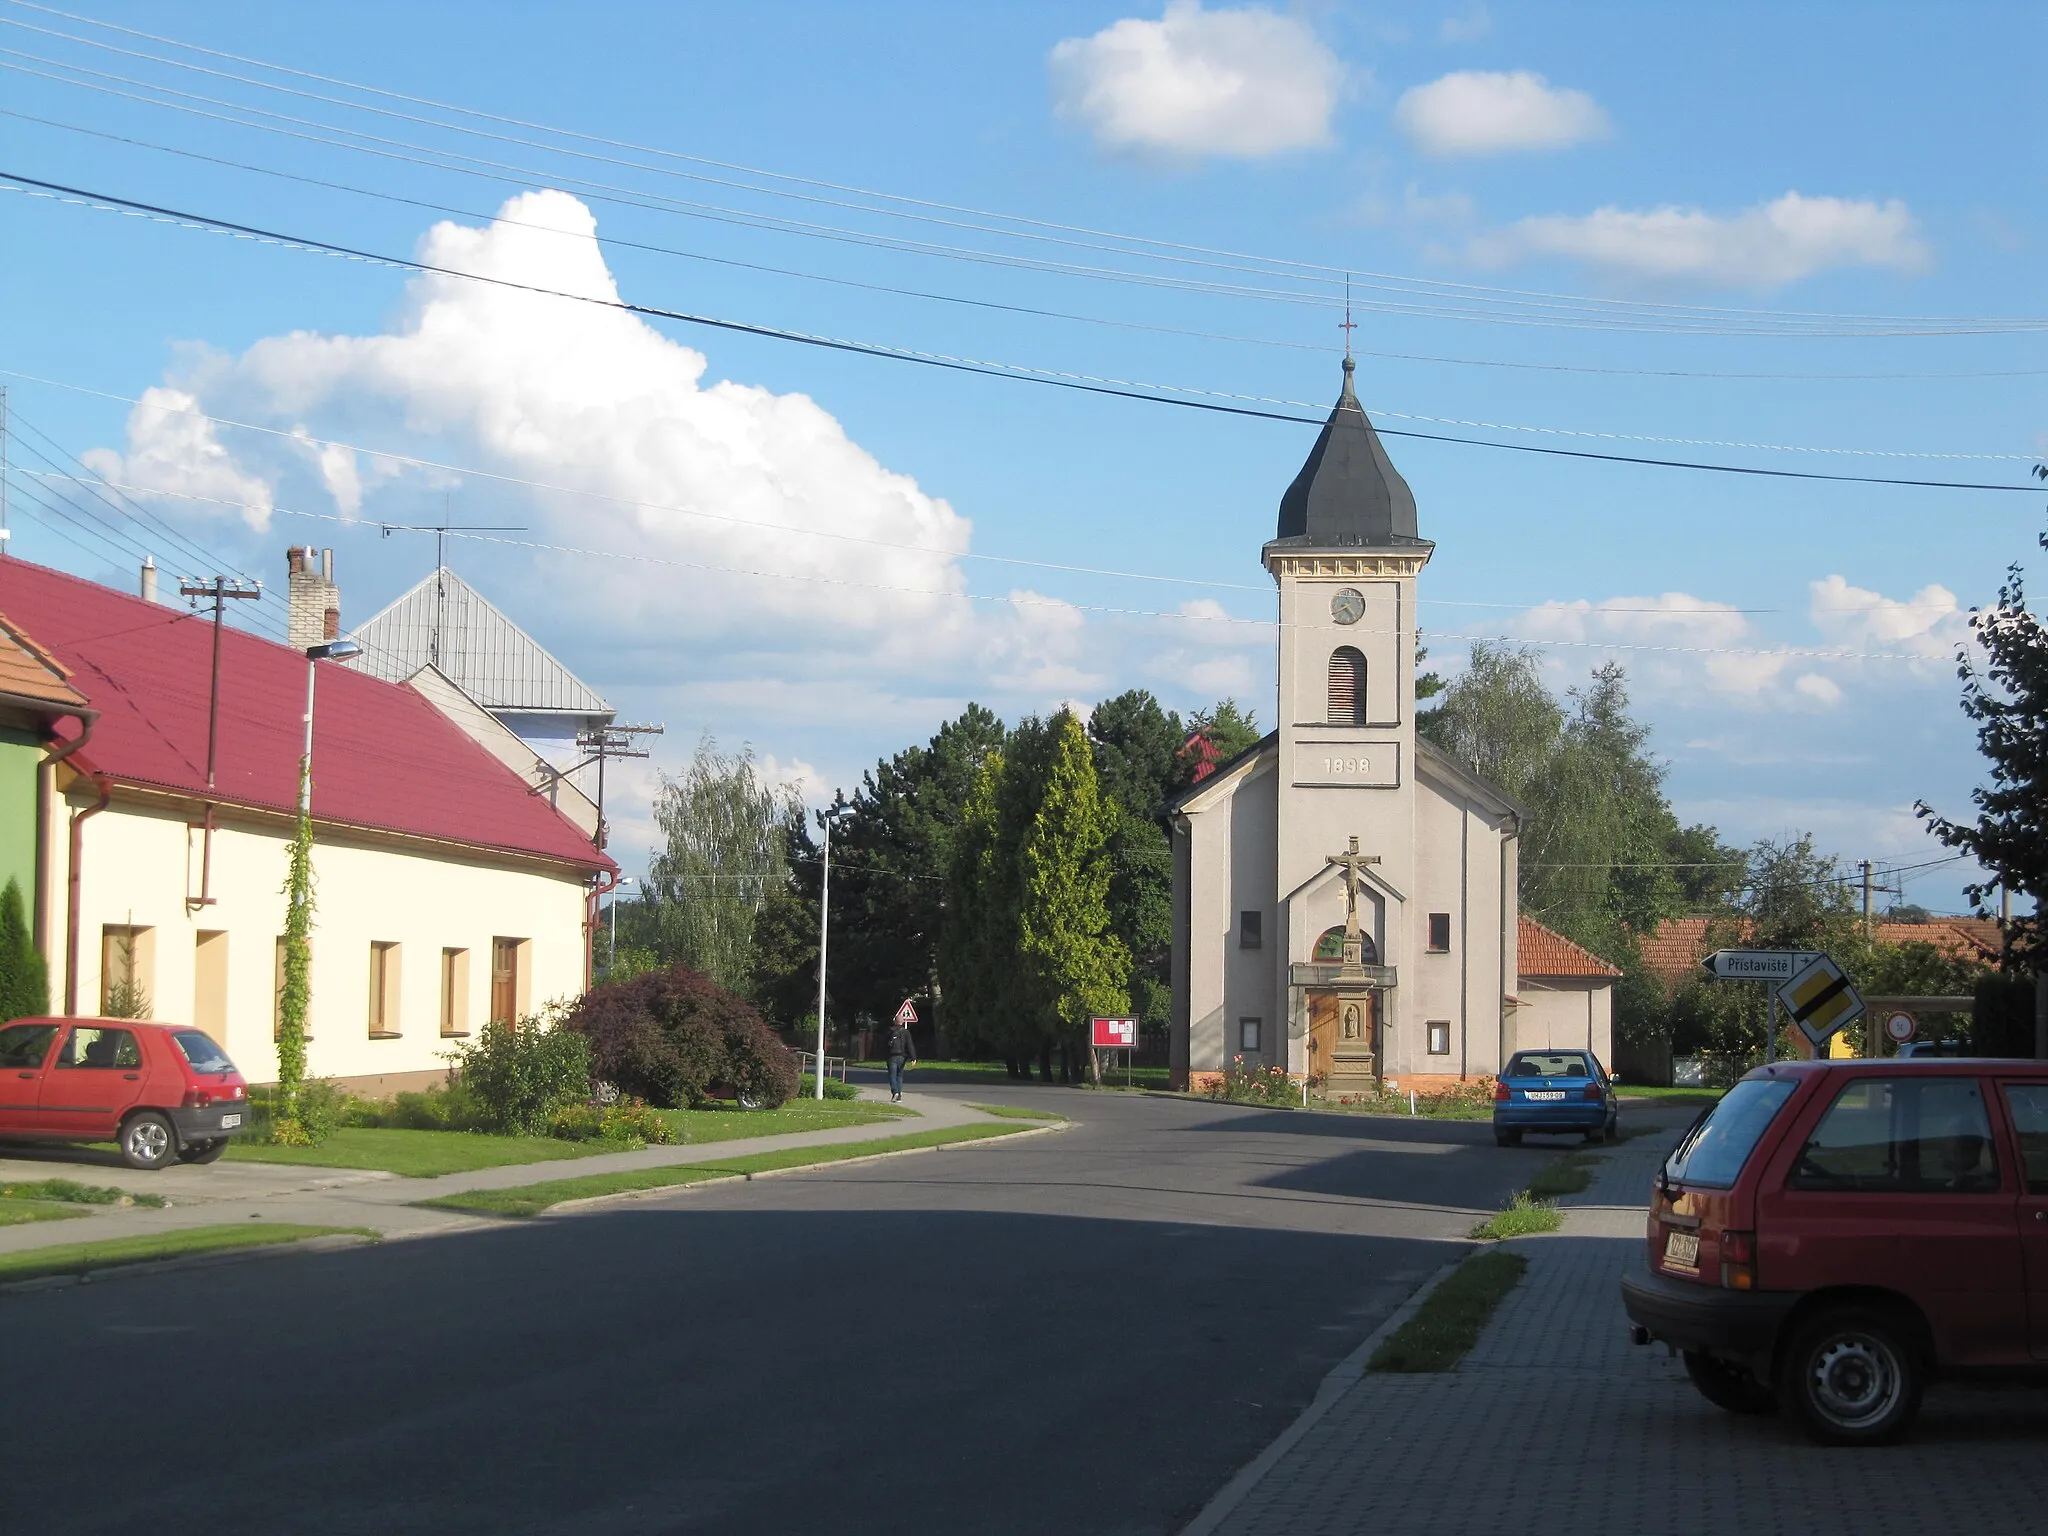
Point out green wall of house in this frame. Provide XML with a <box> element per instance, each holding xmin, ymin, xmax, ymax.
<box><xmin>0</xmin><ymin>729</ymin><xmax>42</xmax><ymax>909</ymax></box>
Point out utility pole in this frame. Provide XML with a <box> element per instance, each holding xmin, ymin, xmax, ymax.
<box><xmin>1860</xmin><ymin>860</ymin><xmax>1873</xmax><ymax>934</ymax></box>
<box><xmin>572</xmin><ymin>722</ymin><xmax>665</xmax><ymax>851</ymax></box>
<box><xmin>1</xmin><ymin>383</ymin><xmax>10</xmax><ymax>555</ymax></box>
<box><xmin>179</xmin><ymin>576</ymin><xmax>263</xmax><ymax>910</ymax></box>
<box><xmin>813</xmin><ymin>806</ymin><xmax>844</xmax><ymax>1100</ymax></box>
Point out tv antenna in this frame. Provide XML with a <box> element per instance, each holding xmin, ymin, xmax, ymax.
<box><xmin>376</xmin><ymin>520</ymin><xmax>525</xmax><ymax>669</ymax></box>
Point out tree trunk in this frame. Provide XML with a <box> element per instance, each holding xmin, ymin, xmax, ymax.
<box><xmin>1037</xmin><ymin>1039</ymin><xmax>1054</xmax><ymax>1082</ymax></box>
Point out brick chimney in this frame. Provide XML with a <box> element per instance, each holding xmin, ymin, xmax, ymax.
<box><xmin>286</xmin><ymin>546</ymin><xmax>340</xmax><ymax>649</ymax></box>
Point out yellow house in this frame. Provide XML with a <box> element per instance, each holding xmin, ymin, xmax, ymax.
<box><xmin>0</xmin><ymin>556</ymin><xmax>612</xmax><ymax>1096</ymax></box>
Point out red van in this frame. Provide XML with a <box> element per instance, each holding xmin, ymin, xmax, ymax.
<box><xmin>1622</xmin><ymin>1058</ymin><xmax>2048</xmax><ymax>1444</ymax></box>
<box><xmin>0</xmin><ymin>1017</ymin><xmax>250</xmax><ymax>1170</ymax></box>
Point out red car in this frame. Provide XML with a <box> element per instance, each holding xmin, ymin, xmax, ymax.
<box><xmin>1622</xmin><ymin>1057</ymin><xmax>2048</xmax><ymax>1444</ymax></box>
<box><xmin>0</xmin><ymin>1017</ymin><xmax>250</xmax><ymax>1170</ymax></box>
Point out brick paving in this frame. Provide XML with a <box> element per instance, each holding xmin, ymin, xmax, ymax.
<box><xmin>1205</xmin><ymin>1119</ymin><xmax>2048</xmax><ymax>1536</ymax></box>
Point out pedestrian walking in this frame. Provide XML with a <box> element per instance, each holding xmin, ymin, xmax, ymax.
<box><xmin>886</xmin><ymin>1017</ymin><xmax>918</xmax><ymax>1102</ymax></box>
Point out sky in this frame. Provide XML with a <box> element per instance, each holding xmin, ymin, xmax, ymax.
<box><xmin>0</xmin><ymin>1</ymin><xmax>2043</xmax><ymax>913</ymax></box>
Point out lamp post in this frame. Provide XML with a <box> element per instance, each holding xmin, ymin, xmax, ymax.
<box><xmin>608</xmin><ymin>876</ymin><xmax>635</xmax><ymax>972</ymax></box>
<box><xmin>813</xmin><ymin>805</ymin><xmax>845</xmax><ymax>1101</ymax></box>
<box><xmin>275</xmin><ymin>638</ymin><xmax>362</xmax><ymax>1132</ymax></box>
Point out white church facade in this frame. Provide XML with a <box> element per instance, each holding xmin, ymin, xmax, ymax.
<box><xmin>1169</xmin><ymin>358</ymin><xmax>1550</xmax><ymax>1093</ymax></box>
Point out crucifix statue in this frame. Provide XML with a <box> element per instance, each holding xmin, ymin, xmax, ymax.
<box><xmin>1325</xmin><ymin>835</ymin><xmax>1381</xmax><ymax>967</ymax></box>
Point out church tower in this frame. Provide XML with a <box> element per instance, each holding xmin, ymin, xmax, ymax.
<box><xmin>1169</xmin><ymin>357</ymin><xmax>1522</xmax><ymax>1094</ymax></box>
<box><xmin>1263</xmin><ymin>356</ymin><xmax>1432</xmax><ymax>1085</ymax></box>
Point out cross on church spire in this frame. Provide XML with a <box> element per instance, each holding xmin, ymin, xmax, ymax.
<box><xmin>1339</xmin><ymin>275</ymin><xmax>1356</xmax><ymax>359</ymax></box>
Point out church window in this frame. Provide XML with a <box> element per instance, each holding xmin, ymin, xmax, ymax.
<box><xmin>1239</xmin><ymin>911</ymin><xmax>1262</xmax><ymax>949</ymax></box>
<box><xmin>1427</xmin><ymin>913</ymin><xmax>1452</xmax><ymax>952</ymax></box>
<box><xmin>1313</xmin><ymin>926</ymin><xmax>1379</xmax><ymax>965</ymax></box>
<box><xmin>1427</xmin><ymin>1021</ymin><xmax>1451</xmax><ymax>1055</ymax></box>
<box><xmin>1326</xmin><ymin>646</ymin><xmax>1367</xmax><ymax>725</ymax></box>
<box><xmin>1238</xmin><ymin>1018</ymin><xmax>1262</xmax><ymax>1053</ymax></box>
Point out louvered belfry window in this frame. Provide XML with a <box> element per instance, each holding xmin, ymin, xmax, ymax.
<box><xmin>1327</xmin><ymin>646</ymin><xmax>1366</xmax><ymax>725</ymax></box>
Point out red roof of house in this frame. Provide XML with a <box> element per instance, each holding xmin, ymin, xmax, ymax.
<box><xmin>1639</xmin><ymin>914</ymin><xmax>2002</xmax><ymax>989</ymax></box>
<box><xmin>0</xmin><ymin>560</ymin><xmax>608</xmax><ymax>873</ymax></box>
<box><xmin>1519</xmin><ymin>916</ymin><xmax>1622</xmax><ymax>979</ymax></box>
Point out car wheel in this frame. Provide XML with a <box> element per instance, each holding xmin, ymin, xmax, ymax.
<box><xmin>119</xmin><ymin>1111</ymin><xmax>177</xmax><ymax>1171</ymax></box>
<box><xmin>736</xmin><ymin>1092</ymin><xmax>765</xmax><ymax>1111</ymax></box>
<box><xmin>1604</xmin><ymin>1116</ymin><xmax>1620</xmax><ymax>1143</ymax></box>
<box><xmin>1779</xmin><ymin>1306</ymin><xmax>1924</xmax><ymax>1446</ymax></box>
<box><xmin>176</xmin><ymin>1138</ymin><xmax>228</xmax><ymax>1165</ymax></box>
<box><xmin>1683</xmin><ymin>1350</ymin><xmax>1776</xmax><ymax>1415</ymax></box>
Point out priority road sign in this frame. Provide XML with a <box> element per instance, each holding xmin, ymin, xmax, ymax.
<box><xmin>893</xmin><ymin>999</ymin><xmax>918</xmax><ymax>1026</ymax></box>
<box><xmin>1779</xmin><ymin>954</ymin><xmax>1865</xmax><ymax>1048</ymax></box>
<box><xmin>1701</xmin><ymin>949</ymin><xmax>1820</xmax><ymax>982</ymax></box>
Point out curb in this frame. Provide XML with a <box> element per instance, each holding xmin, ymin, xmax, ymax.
<box><xmin>521</xmin><ymin>1120</ymin><xmax>1073</xmax><ymax>1216</ymax></box>
<box><xmin>0</xmin><ymin>1230</ymin><xmax>378</xmax><ymax>1297</ymax></box>
<box><xmin>1179</xmin><ymin>1256</ymin><xmax>1465</xmax><ymax>1536</ymax></box>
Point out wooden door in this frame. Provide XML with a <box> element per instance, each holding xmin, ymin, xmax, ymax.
<box><xmin>1307</xmin><ymin>993</ymin><xmax>1340</xmax><ymax>1085</ymax></box>
<box><xmin>490</xmin><ymin>938</ymin><xmax>517</xmax><ymax>1024</ymax></box>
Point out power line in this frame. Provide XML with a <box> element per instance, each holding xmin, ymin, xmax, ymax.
<box><xmin>6</xmin><ymin>34</ymin><xmax>2047</xmax><ymax>338</ymax></box>
<box><xmin>9</xmin><ymin>2</ymin><xmax>2046</xmax><ymax>337</ymax></box>
<box><xmin>4</xmin><ymin>170</ymin><xmax>2042</xmax><ymax>497</ymax></box>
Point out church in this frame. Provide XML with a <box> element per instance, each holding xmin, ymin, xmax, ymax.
<box><xmin>1168</xmin><ymin>359</ymin><xmax>1615</xmax><ymax>1094</ymax></box>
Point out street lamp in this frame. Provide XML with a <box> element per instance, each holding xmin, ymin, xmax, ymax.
<box><xmin>275</xmin><ymin>637</ymin><xmax>363</xmax><ymax>1133</ymax></box>
<box><xmin>609</xmin><ymin>876</ymin><xmax>635</xmax><ymax>972</ymax></box>
<box><xmin>813</xmin><ymin>805</ymin><xmax>846</xmax><ymax>1101</ymax></box>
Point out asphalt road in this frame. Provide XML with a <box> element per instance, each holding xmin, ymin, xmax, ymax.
<box><xmin>7</xmin><ymin>1086</ymin><xmax>1574</xmax><ymax>1536</ymax></box>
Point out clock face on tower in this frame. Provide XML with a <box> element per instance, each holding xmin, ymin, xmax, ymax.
<box><xmin>1330</xmin><ymin>587</ymin><xmax>1365</xmax><ymax>625</ymax></box>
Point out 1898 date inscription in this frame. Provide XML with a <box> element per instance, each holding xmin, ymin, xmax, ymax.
<box><xmin>1322</xmin><ymin>756</ymin><xmax>1371</xmax><ymax>775</ymax></box>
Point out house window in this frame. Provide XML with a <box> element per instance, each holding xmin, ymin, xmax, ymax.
<box><xmin>1327</xmin><ymin>646</ymin><xmax>1366</xmax><ymax>726</ymax></box>
<box><xmin>1427</xmin><ymin>1021</ymin><xmax>1451</xmax><ymax>1055</ymax></box>
<box><xmin>1238</xmin><ymin>1017</ymin><xmax>1262</xmax><ymax>1053</ymax></box>
<box><xmin>193</xmin><ymin>931</ymin><xmax>229</xmax><ymax>1035</ymax></box>
<box><xmin>1427</xmin><ymin>912</ymin><xmax>1452</xmax><ymax>952</ymax></box>
<box><xmin>368</xmin><ymin>942</ymin><xmax>402</xmax><ymax>1038</ymax></box>
<box><xmin>99</xmin><ymin>924</ymin><xmax>155</xmax><ymax>1017</ymax></box>
<box><xmin>274</xmin><ymin>936</ymin><xmax>313</xmax><ymax>1041</ymax></box>
<box><xmin>441</xmin><ymin>948</ymin><xmax>471</xmax><ymax>1037</ymax></box>
<box><xmin>1239</xmin><ymin>910</ymin><xmax>1263</xmax><ymax>949</ymax></box>
<box><xmin>490</xmin><ymin>937</ymin><xmax>528</xmax><ymax>1024</ymax></box>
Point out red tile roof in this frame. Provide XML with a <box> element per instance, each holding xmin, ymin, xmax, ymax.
<box><xmin>0</xmin><ymin>560</ymin><xmax>608</xmax><ymax>872</ymax></box>
<box><xmin>1519</xmin><ymin>916</ymin><xmax>1622</xmax><ymax>979</ymax></box>
<box><xmin>1639</xmin><ymin>915</ymin><xmax>2002</xmax><ymax>989</ymax></box>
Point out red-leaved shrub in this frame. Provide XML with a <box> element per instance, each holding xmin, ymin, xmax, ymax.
<box><xmin>563</xmin><ymin>966</ymin><xmax>798</xmax><ymax>1109</ymax></box>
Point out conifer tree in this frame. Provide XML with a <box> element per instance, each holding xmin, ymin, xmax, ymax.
<box><xmin>0</xmin><ymin>877</ymin><xmax>47</xmax><ymax>1020</ymax></box>
<box><xmin>1016</xmin><ymin>711</ymin><xmax>1130</xmax><ymax>1050</ymax></box>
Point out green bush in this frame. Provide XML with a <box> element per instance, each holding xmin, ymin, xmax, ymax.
<box><xmin>449</xmin><ymin>1015</ymin><xmax>593</xmax><ymax>1135</ymax></box>
<box><xmin>1973</xmin><ymin>975</ymin><xmax>2038</xmax><ymax>1058</ymax></box>
<box><xmin>797</xmin><ymin>1074</ymin><xmax>861</xmax><ymax>1101</ymax></box>
<box><xmin>244</xmin><ymin>1079</ymin><xmax>354</xmax><ymax>1145</ymax></box>
<box><xmin>548</xmin><ymin>1097</ymin><xmax>676</xmax><ymax>1145</ymax></box>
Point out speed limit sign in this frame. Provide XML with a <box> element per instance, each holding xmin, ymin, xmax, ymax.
<box><xmin>1884</xmin><ymin>1012</ymin><xmax>1916</xmax><ymax>1044</ymax></box>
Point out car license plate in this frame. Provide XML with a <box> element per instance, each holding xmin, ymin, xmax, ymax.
<box><xmin>219</xmin><ymin>1113</ymin><xmax>242</xmax><ymax>1129</ymax></box>
<box><xmin>1664</xmin><ymin>1230</ymin><xmax>1699</xmax><ymax>1271</ymax></box>
<box><xmin>1524</xmin><ymin>1090</ymin><xmax>1566</xmax><ymax>1101</ymax></box>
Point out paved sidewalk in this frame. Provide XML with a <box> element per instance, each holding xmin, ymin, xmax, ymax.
<box><xmin>1204</xmin><ymin>1120</ymin><xmax>2048</xmax><ymax>1536</ymax></box>
<box><xmin>0</xmin><ymin>1087</ymin><xmax>989</xmax><ymax>1255</ymax></box>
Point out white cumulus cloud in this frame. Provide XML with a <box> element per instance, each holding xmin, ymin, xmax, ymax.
<box><xmin>1809</xmin><ymin>575</ymin><xmax>1968</xmax><ymax>660</ymax></box>
<box><xmin>1049</xmin><ymin>2</ymin><xmax>1345</xmax><ymax>160</ymax></box>
<box><xmin>1469</xmin><ymin>191</ymin><xmax>1930</xmax><ymax>287</ymax></box>
<box><xmin>1394</xmin><ymin>70</ymin><xmax>1607</xmax><ymax>157</ymax></box>
<box><xmin>82</xmin><ymin>386</ymin><xmax>276</xmax><ymax>531</ymax></box>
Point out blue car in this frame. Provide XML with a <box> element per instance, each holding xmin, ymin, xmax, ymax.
<box><xmin>1492</xmin><ymin>1049</ymin><xmax>1617</xmax><ymax>1146</ymax></box>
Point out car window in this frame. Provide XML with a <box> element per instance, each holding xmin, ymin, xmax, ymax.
<box><xmin>1665</xmin><ymin>1077</ymin><xmax>1797</xmax><ymax>1188</ymax></box>
<box><xmin>1788</xmin><ymin>1077</ymin><xmax>2000</xmax><ymax>1194</ymax></box>
<box><xmin>2003</xmin><ymin>1085</ymin><xmax>2048</xmax><ymax>1195</ymax></box>
<box><xmin>0</xmin><ymin>1023</ymin><xmax>59</xmax><ymax>1070</ymax></box>
<box><xmin>56</xmin><ymin>1027</ymin><xmax>141</xmax><ymax>1071</ymax></box>
<box><xmin>1510</xmin><ymin>1053</ymin><xmax>1594</xmax><ymax>1078</ymax></box>
<box><xmin>172</xmin><ymin>1030</ymin><xmax>236</xmax><ymax>1075</ymax></box>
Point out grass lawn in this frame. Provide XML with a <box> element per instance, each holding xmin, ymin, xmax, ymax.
<box><xmin>0</xmin><ymin>1197</ymin><xmax>88</xmax><ymax>1226</ymax></box>
<box><xmin>1470</xmin><ymin>1193</ymin><xmax>1563</xmax><ymax>1240</ymax></box>
<box><xmin>1</xmin><ymin>1177</ymin><xmax>168</xmax><ymax>1209</ymax></box>
<box><xmin>971</xmin><ymin>1104</ymin><xmax>1069</xmax><ymax>1121</ymax></box>
<box><xmin>648</xmin><ymin>1100</ymin><xmax>906</xmax><ymax>1142</ymax></box>
<box><xmin>1369</xmin><ymin>1250</ymin><xmax>1530</xmax><ymax>1371</ymax></box>
<box><xmin>416</xmin><ymin>1123</ymin><xmax>1030</xmax><ymax>1219</ymax></box>
<box><xmin>1618</xmin><ymin>1086</ymin><xmax>1725</xmax><ymax>1105</ymax></box>
<box><xmin>0</xmin><ymin>1224</ymin><xmax>372</xmax><ymax>1285</ymax></box>
<box><xmin>227</xmin><ymin>1128</ymin><xmax>624</xmax><ymax>1177</ymax></box>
